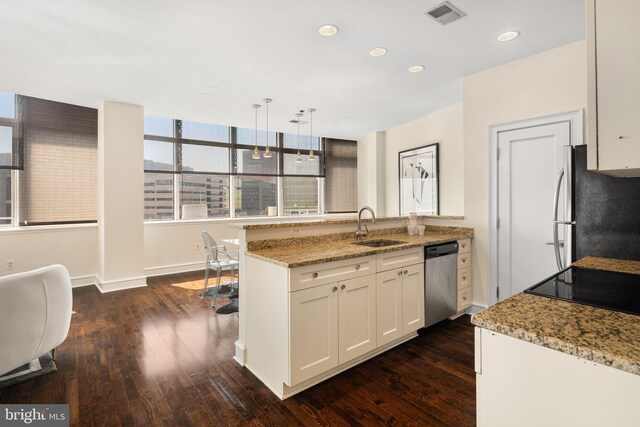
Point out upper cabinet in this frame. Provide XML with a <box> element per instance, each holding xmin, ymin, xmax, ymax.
<box><xmin>586</xmin><ymin>0</ymin><xmax>640</xmax><ymax>177</ymax></box>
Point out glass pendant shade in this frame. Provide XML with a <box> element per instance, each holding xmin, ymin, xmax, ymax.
<box><xmin>263</xmin><ymin>146</ymin><xmax>272</xmax><ymax>158</ymax></box>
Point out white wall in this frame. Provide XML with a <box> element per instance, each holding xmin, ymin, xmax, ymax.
<box><xmin>463</xmin><ymin>40</ymin><xmax>587</xmax><ymax>305</ymax></box>
<box><xmin>0</xmin><ymin>226</ymin><xmax>97</xmax><ymax>286</ymax></box>
<box><xmin>384</xmin><ymin>103</ymin><xmax>464</xmax><ymax>216</ymax></box>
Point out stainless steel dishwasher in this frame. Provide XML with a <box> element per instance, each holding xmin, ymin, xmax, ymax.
<box><xmin>424</xmin><ymin>242</ymin><xmax>459</xmax><ymax>327</ymax></box>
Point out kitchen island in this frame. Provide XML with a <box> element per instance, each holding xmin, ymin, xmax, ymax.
<box><xmin>472</xmin><ymin>257</ymin><xmax>640</xmax><ymax>426</ymax></box>
<box><xmin>231</xmin><ymin>216</ymin><xmax>473</xmax><ymax>399</ymax></box>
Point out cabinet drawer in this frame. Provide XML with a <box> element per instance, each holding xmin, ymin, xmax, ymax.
<box><xmin>289</xmin><ymin>256</ymin><xmax>375</xmax><ymax>292</ymax></box>
<box><xmin>458</xmin><ymin>266</ymin><xmax>471</xmax><ymax>290</ymax></box>
<box><xmin>376</xmin><ymin>247</ymin><xmax>423</xmax><ymax>272</ymax></box>
<box><xmin>457</xmin><ymin>253</ymin><xmax>471</xmax><ymax>270</ymax></box>
<box><xmin>457</xmin><ymin>286</ymin><xmax>472</xmax><ymax>311</ymax></box>
<box><xmin>458</xmin><ymin>238</ymin><xmax>471</xmax><ymax>254</ymax></box>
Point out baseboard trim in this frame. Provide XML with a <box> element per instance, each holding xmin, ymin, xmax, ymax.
<box><xmin>234</xmin><ymin>340</ymin><xmax>247</xmax><ymax>366</ymax></box>
<box><xmin>144</xmin><ymin>261</ymin><xmax>203</xmax><ymax>277</ymax></box>
<box><xmin>96</xmin><ymin>276</ymin><xmax>147</xmax><ymax>293</ymax></box>
<box><xmin>71</xmin><ymin>275</ymin><xmax>97</xmax><ymax>288</ymax></box>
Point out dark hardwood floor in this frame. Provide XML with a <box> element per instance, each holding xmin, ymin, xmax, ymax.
<box><xmin>0</xmin><ymin>271</ymin><xmax>476</xmax><ymax>426</ymax></box>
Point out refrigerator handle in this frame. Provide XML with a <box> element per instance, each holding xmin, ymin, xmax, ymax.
<box><xmin>563</xmin><ymin>145</ymin><xmax>574</xmax><ymax>266</ymax></box>
<box><xmin>552</xmin><ymin>168</ymin><xmax>565</xmax><ymax>270</ymax></box>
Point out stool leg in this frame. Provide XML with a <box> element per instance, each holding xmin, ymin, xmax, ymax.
<box><xmin>201</xmin><ymin>264</ymin><xmax>210</xmax><ymax>299</ymax></box>
<box><xmin>212</xmin><ymin>267</ymin><xmax>222</xmax><ymax>308</ymax></box>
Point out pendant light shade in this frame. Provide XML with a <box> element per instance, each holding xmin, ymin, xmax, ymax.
<box><xmin>308</xmin><ymin>108</ymin><xmax>316</xmax><ymax>161</ymax></box>
<box><xmin>263</xmin><ymin>98</ymin><xmax>273</xmax><ymax>159</ymax></box>
<box><xmin>252</xmin><ymin>104</ymin><xmax>261</xmax><ymax>159</ymax></box>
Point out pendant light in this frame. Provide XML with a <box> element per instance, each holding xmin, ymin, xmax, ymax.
<box><xmin>252</xmin><ymin>104</ymin><xmax>261</xmax><ymax>159</ymax></box>
<box><xmin>295</xmin><ymin>112</ymin><xmax>303</xmax><ymax>163</ymax></box>
<box><xmin>308</xmin><ymin>108</ymin><xmax>316</xmax><ymax>161</ymax></box>
<box><xmin>263</xmin><ymin>98</ymin><xmax>273</xmax><ymax>159</ymax></box>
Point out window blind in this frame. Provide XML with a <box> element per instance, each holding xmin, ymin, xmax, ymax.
<box><xmin>18</xmin><ymin>96</ymin><xmax>98</xmax><ymax>225</ymax></box>
<box><xmin>324</xmin><ymin>138</ymin><xmax>358</xmax><ymax>213</ymax></box>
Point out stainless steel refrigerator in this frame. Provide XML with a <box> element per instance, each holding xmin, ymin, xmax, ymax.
<box><xmin>552</xmin><ymin>144</ymin><xmax>640</xmax><ymax>268</ymax></box>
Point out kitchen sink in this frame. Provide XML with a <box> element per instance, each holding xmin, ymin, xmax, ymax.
<box><xmin>352</xmin><ymin>239</ymin><xmax>407</xmax><ymax>248</ymax></box>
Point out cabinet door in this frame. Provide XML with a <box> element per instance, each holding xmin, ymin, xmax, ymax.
<box><xmin>338</xmin><ymin>275</ymin><xmax>377</xmax><ymax>364</ymax></box>
<box><xmin>376</xmin><ymin>269</ymin><xmax>404</xmax><ymax>346</ymax></box>
<box><xmin>289</xmin><ymin>283</ymin><xmax>339</xmax><ymax>385</ymax></box>
<box><xmin>402</xmin><ymin>263</ymin><xmax>425</xmax><ymax>335</ymax></box>
<box><xmin>594</xmin><ymin>0</ymin><xmax>640</xmax><ymax>174</ymax></box>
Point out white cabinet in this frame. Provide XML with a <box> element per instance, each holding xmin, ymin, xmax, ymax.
<box><xmin>401</xmin><ymin>263</ymin><xmax>425</xmax><ymax>334</ymax></box>
<box><xmin>376</xmin><ymin>249</ymin><xmax>425</xmax><ymax>345</ymax></box>
<box><xmin>338</xmin><ymin>275</ymin><xmax>377</xmax><ymax>364</ymax></box>
<box><xmin>587</xmin><ymin>0</ymin><xmax>640</xmax><ymax>177</ymax></box>
<box><xmin>246</xmin><ymin>248</ymin><xmax>425</xmax><ymax>399</ymax></box>
<box><xmin>376</xmin><ymin>269</ymin><xmax>404</xmax><ymax>346</ymax></box>
<box><xmin>289</xmin><ymin>283</ymin><xmax>339</xmax><ymax>385</ymax></box>
<box><xmin>476</xmin><ymin>328</ymin><xmax>640</xmax><ymax>426</ymax></box>
<box><xmin>289</xmin><ymin>274</ymin><xmax>377</xmax><ymax>384</ymax></box>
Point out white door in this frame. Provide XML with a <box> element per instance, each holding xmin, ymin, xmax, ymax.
<box><xmin>497</xmin><ymin>121</ymin><xmax>571</xmax><ymax>299</ymax></box>
<box><xmin>402</xmin><ymin>263</ymin><xmax>425</xmax><ymax>334</ymax></box>
<box><xmin>375</xmin><ymin>269</ymin><xmax>403</xmax><ymax>346</ymax></box>
<box><xmin>289</xmin><ymin>283</ymin><xmax>338</xmax><ymax>385</ymax></box>
<box><xmin>338</xmin><ymin>275</ymin><xmax>377</xmax><ymax>364</ymax></box>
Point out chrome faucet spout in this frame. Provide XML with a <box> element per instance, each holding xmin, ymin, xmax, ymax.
<box><xmin>355</xmin><ymin>206</ymin><xmax>376</xmax><ymax>241</ymax></box>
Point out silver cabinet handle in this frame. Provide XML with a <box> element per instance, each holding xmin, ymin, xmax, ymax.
<box><xmin>312</xmin><ymin>272</ymin><xmax>318</xmax><ymax>278</ymax></box>
<box><xmin>398</xmin><ymin>271</ymin><xmax>403</xmax><ymax>276</ymax></box>
<box><xmin>332</xmin><ymin>286</ymin><xmax>338</xmax><ymax>292</ymax></box>
<box><xmin>404</xmin><ymin>269</ymin><xmax>408</xmax><ymax>275</ymax></box>
<box><xmin>340</xmin><ymin>284</ymin><xmax>346</xmax><ymax>290</ymax></box>
<box><xmin>355</xmin><ymin>264</ymin><xmax>360</xmax><ymax>270</ymax></box>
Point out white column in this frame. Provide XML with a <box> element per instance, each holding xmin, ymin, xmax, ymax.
<box><xmin>97</xmin><ymin>101</ymin><xmax>146</xmax><ymax>292</ymax></box>
<box><xmin>357</xmin><ymin>131</ymin><xmax>386</xmax><ymax>215</ymax></box>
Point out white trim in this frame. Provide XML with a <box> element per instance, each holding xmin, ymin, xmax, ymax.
<box><xmin>143</xmin><ymin>212</ymin><xmax>356</xmax><ymax>227</ymax></box>
<box><xmin>234</xmin><ymin>340</ymin><xmax>247</xmax><ymax>366</ymax></box>
<box><xmin>488</xmin><ymin>109</ymin><xmax>583</xmax><ymax>306</ymax></box>
<box><xmin>0</xmin><ymin>222</ymin><xmax>97</xmax><ymax>235</ymax></box>
<box><xmin>96</xmin><ymin>276</ymin><xmax>147</xmax><ymax>293</ymax></box>
<box><xmin>144</xmin><ymin>261</ymin><xmax>203</xmax><ymax>277</ymax></box>
<box><xmin>71</xmin><ymin>275</ymin><xmax>97</xmax><ymax>288</ymax></box>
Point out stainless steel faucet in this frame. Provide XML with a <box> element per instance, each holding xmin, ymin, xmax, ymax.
<box><xmin>355</xmin><ymin>206</ymin><xmax>376</xmax><ymax>240</ymax></box>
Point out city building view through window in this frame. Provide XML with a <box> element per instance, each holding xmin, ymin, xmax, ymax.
<box><xmin>143</xmin><ymin>116</ymin><xmax>330</xmax><ymax>221</ymax></box>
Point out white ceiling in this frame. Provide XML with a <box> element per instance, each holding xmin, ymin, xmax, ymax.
<box><xmin>0</xmin><ymin>0</ymin><xmax>584</xmax><ymax>140</ymax></box>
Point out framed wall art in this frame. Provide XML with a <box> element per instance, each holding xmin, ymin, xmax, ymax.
<box><xmin>398</xmin><ymin>143</ymin><xmax>439</xmax><ymax>216</ymax></box>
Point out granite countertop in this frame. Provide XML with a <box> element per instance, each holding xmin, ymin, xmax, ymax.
<box><xmin>230</xmin><ymin>215</ymin><xmax>465</xmax><ymax>230</ymax></box>
<box><xmin>245</xmin><ymin>226</ymin><xmax>473</xmax><ymax>268</ymax></box>
<box><xmin>472</xmin><ymin>257</ymin><xmax>640</xmax><ymax>376</ymax></box>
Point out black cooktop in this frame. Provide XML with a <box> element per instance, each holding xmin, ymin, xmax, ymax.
<box><xmin>524</xmin><ymin>267</ymin><xmax>640</xmax><ymax>316</ymax></box>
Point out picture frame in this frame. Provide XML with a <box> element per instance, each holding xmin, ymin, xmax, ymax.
<box><xmin>398</xmin><ymin>143</ymin><xmax>439</xmax><ymax>216</ymax></box>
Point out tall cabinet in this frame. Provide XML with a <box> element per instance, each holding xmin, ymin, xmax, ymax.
<box><xmin>586</xmin><ymin>0</ymin><xmax>640</xmax><ymax>177</ymax></box>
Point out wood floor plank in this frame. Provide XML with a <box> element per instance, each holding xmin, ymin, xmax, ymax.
<box><xmin>0</xmin><ymin>271</ymin><xmax>477</xmax><ymax>426</ymax></box>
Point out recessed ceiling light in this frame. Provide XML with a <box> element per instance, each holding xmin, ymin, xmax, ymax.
<box><xmin>208</xmin><ymin>86</ymin><xmax>219</xmax><ymax>91</ymax></box>
<box><xmin>369</xmin><ymin>47</ymin><xmax>387</xmax><ymax>57</ymax></box>
<box><xmin>408</xmin><ymin>65</ymin><xmax>425</xmax><ymax>73</ymax></box>
<box><xmin>497</xmin><ymin>31</ymin><xmax>520</xmax><ymax>42</ymax></box>
<box><xmin>200</xmin><ymin>92</ymin><xmax>210</xmax><ymax>97</ymax></box>
<box><xmin>318</xmin><ymin>25</ymin><xmax>339</xmax><ymax>37</ymax></box>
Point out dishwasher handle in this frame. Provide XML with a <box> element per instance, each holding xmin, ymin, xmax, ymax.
<box><xmin>425</xmin><ymin>242</ymin><xmax>459</xmax><ymax>259</ymax></box>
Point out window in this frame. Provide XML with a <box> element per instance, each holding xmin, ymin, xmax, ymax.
<box><xmin>18</xmin><ymin>96</ymin><xmax>98</xmax><ymax>225</ymax></box>
<box><xmin>0</xmin><ymin>170</ymin><xmax>11</xmax><ymax>225</ymax></box>
<box><xmin>325</xmin><ymin>139</ymin><xmax>358</xmax><ymax>213</ymax></box>
<box><xmin>143</xmin><ymin>115</ymin><xmax>357</xmax><ymax>221</ymax></box>
<box><xmin>0</xmin><ymin>91</ymin><xmax>99</xmax><ymax>227</ymax></box>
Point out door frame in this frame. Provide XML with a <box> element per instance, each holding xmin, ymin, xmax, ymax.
<box><xmin>488</xmin><ymin>109</ymin><xmax>583</xmax><ymax>306</ymax></box>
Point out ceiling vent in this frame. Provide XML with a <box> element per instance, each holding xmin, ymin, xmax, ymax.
<box><xmin>426</xmin><ymin>1</ymin><xmax>466</xmax><ymax>25</ymax></box>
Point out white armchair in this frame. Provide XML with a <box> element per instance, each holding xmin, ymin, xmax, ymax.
<box><xmin>0</xmin><ymin>265</ymin><xmax>73</xmax><ymax>376</ymax></box>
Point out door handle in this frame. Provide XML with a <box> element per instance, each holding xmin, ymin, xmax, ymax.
<box><xmin>545</xmin><ymin>241</ymin><xmax>564</xmax><ymax>247</ymax></box>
